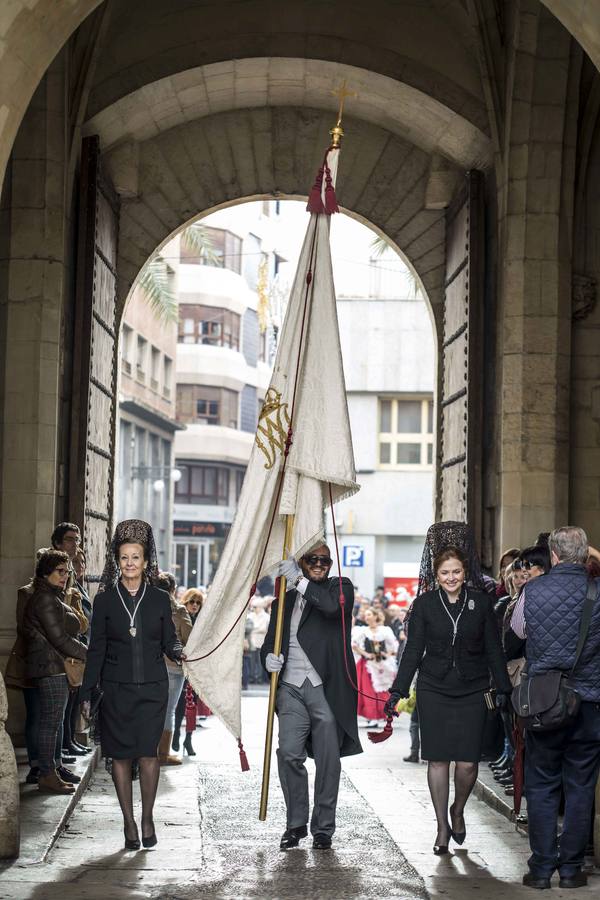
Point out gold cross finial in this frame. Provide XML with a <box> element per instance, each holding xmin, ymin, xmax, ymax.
<box><xmin>330</xmin><ymin>81</ymin><xmax>357</xmax><ymax>147</ymax></box>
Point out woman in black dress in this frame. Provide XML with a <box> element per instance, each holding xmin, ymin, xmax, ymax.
<box><xmin>80</xmin><ymin>520</ymin><xmax>183</xmax><ymax>850</ymax></box>
<box><xmin>387</xmin><ymin>538</ymin><xmax>511</xmax><ymax>854</ymax></box>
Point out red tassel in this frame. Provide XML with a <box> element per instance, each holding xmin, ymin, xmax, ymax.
<box><xmin>324</xmin><ymin>163</ymin><xmax>339</xmax><ymax>215</ymax></box>
<box><xmin>306</xmin><ymin>166</ymin><xmax>325</xmax><ymax>214</ymax></box>
<box><xmin>238</xmin><ymin>738</ymin><xmax>250</xmax><ymax>771</ymax></box>
<box><xmin>367</xmin><ymin>714</ymin><xmax>394</xmax><ymax>744</ymax></box>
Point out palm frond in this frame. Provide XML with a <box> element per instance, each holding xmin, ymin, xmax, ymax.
<box><xmin>138</xmin><ymin>257</ymin><xmax>178</xmax><ymax>323</ymax></box>
<box><xmin>370</xmin><ymin>235</ymin><xmax>390</xmax><ymax>259</ymax></box>
<box><xmin>181</xmin><ymin>223</ymin><xmax>218</xmax><ymax>263</ymax></box>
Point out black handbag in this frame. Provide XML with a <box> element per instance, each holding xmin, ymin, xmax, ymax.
<box><xmin>511</xmin><ymin>578</ymin><xmax>597</xmax><ymax>732</ymax></box>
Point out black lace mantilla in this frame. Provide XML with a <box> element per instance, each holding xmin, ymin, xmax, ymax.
<box><xmin>417</xmin><ymin>520</ymin><xmax>485</xmax><ymax>596</ymax></box>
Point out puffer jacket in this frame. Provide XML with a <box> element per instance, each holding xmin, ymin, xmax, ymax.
<box><xmin>22</xmin><ymin>578</ymin><xmax>87</xmax><ymax>679</ymax></box>
<box><xmin>525</xmin><ymin>563</ymin><xmax>600</xmax><ymax>701</ymax></box>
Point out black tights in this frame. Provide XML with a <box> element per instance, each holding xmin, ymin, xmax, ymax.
<box><xmin>111</xmin><ymin>757</ymin><xmax>161</xmax><ymax>841</ymax></box>
<box><xmin>427</xmin><ymin>760</ymin><xmax>479</xmax><ymax>843</ymax></box>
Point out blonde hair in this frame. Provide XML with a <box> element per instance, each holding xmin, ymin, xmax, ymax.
<box><xmin>182</xmin><ymin>587</ymin><xmax>206</xmax><ymax>609</ymax></box>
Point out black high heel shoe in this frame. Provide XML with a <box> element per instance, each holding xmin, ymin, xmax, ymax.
<box><xmin>449</xmin><ymin>804</ymin><xmax>466</xmax><ymax>845</ymax></box>
<box><xmin>433</xmin><ymin>825</ymin><xmax>450</xmax><ymax>855</ymax></box>
<box><xmin>142</xmin><ymin>822</ymin><xmax>157</xmax><ymax>848</ymax></box>
<box><xmin>124</xmin><ymin>826</ymin><xmax>140</xmax><ymax>851</ymax></box>
<box><xmin>183</xmin><ymin>733</ymin><xmax>196</xmax><ymax>756</ymax></box>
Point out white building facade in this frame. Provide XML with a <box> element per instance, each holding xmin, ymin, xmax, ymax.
<box><xmin>325</xmin><ymin>227</ymin><xmax>436</xmax><ymax>600</ymax></box>
<box><xmin>172</xmin><ymin>202</ymin><xmax>284</xmax><ymax>587</ymax></box>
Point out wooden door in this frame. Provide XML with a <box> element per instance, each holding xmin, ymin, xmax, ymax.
<box><xmin>70</xmin><ymin>136</ymin><xmax>120</xmax><ymax>587</ymax></box>
<box><xmin>437</xmin><ymin>171</ymin><xmax>484</xmax><ymax>541</ymax></box>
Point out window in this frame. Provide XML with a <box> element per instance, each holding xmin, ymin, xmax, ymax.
<box><xmin>180</xmin><ymin>227</ymin><xmax>242</xmax><ymax>274</ymax></box>
<box><xmin>378</xmin><ymin>397</ymin><xmax>434</xmax><ymax>469</ymax></box>
<box><xmin>178</xmin><ymin>305</ymin><xmax>240</xmax><ymax>350</ymax></box>
<box><xmin>136</xmin><ymin>336</ymin><xmax>147</xmax><ymax>382</ymax></box>
<box><xmin>176</xmin><ymin>384</ymin><xmax>238</xmax><ymax>428</ymax></box>
<box><xmin>150</xmin><ymin>347</ymin><xmax>160</xmax><ymax>391</ymax></box>
<box><xmin>121</xmin><ymin>325</ymin><xmax>133</xmax><ymax>374</ymax></box>
<box><xmin>175</xmin><ymin>464</ymin><xmax>230</xmax><ymax>505</ymax></box>
<box><xmin>163</xmin><ymin>356</ymin><xmax>173</xmax><ymax>399</ymax></box>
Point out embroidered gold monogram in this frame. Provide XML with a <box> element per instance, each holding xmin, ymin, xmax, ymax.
<box><xmin>256</xmin><ymin>387</ymin><xmax>290</xmax><ymax>469</ymax></box>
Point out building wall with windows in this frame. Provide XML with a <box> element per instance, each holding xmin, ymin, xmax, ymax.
<box><xmin>327</xmin><ymin>284</ymin><xmax>435</xmax><ymax>598</ymax></box>
<box><xmin>117</xmin><ymin>239</ymin><xmax>180</xmax><ymax>571</ymax></box>
<box><xmin>172</xmin><ymin>202</ymin><xmax>283</xmax><ymax>588</ymax></box>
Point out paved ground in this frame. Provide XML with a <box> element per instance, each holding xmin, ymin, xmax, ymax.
<box><xmin>1</xmin><ymin>694</ymin><xmax>599</xmax><ymax>899</ymax></box>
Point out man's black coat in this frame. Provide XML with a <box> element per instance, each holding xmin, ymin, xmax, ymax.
<box><xmin>261</xmin><ymin>575</ymin><xmax>362</xmax><ymax>757</ymax></box>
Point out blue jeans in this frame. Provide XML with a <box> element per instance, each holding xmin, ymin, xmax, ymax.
<box><xmin>164</xmin><ymin>668</ymin><xmax>185</xmax><ymax>731</ymax></box>
<box><xmin>525</xmin><ymin>701</ymin><xmax>600</xmax><ymax>877</ymax></box>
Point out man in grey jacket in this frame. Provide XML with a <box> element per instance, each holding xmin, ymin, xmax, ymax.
<box><xmin>521</xmin><ymin>526</ymin><xmax>600</xmax><ymax>890</ymax></box>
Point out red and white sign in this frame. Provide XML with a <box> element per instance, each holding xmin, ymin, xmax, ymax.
<box><xmin>383</xmin><ymin>563</ymin><xmax>419</xmax><ymax>607</ymax></box>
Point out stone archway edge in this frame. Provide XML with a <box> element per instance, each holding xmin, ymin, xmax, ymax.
<box><xmin>83</xmin><ymin>57</ymin><xmax>493</xmax><ymax>170</ymax></box>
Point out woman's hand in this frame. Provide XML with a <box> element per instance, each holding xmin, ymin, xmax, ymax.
<box><xmin>80</xmin><ymin>700</ymin><xmax>91</xmax><ymax>720</ymax></box>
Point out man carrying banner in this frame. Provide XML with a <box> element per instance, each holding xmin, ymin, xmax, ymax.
<box><xmin>262</xmin><ymin>543</ymin><xmax>361</xmax><ymax>851</ymax></box>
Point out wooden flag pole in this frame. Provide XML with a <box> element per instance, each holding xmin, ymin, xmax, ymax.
<box><xmin>259</xmin><ymin>513</ymin><xmax>295</xmax><ymax>821</ymax></box>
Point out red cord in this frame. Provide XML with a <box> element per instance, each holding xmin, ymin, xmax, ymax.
<box><xmin>184</xmin><ymin>223</ymin><xmax>320</xmax><ymax>664</ymax></box>
<box><xmin>328</xmin><ymin>484</ymin><xmax>389</xmax><ymax>709</ymax></box>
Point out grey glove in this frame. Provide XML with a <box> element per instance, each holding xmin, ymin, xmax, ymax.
<box><xmin>265</xmin><ymin>652</ymin><xmax>284</xmax><ymax>673</ymax></box>
<box><xmin>274</xmin><ymin>557</ymin><xmax>302</xmax><ymax>584</ymax></box>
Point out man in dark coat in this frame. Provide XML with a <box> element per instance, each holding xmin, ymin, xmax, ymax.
<box><xmin>261</xmin><ymin>543</ymin><xmax>361</xmax><ymax>851</ymax></box>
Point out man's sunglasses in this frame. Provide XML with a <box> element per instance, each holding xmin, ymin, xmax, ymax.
<box><xmin>304</xmin><ymin>555</ymin><xmax>332</xmax><ymax>567</ymax></box>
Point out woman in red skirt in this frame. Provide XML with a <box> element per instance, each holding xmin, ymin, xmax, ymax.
<box><xmin>352</xmin><ymin>608</ymin><xmax>398</xmax><ymax>726</ymax></box>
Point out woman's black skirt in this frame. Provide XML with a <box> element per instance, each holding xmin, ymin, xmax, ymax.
<box><xmin>100</xmin><ymin>680</ymin><xmax>168</xmax><ymax>759</ymax></box>
<box><xmin>417</xmin><ymin>686</ymin><xmax>487</xmax><ymax>762</ymax></box>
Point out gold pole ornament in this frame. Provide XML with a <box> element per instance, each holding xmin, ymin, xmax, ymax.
<box><xmin>259</xmin><ymin>514</ymin><xmax>295</xmax><ymax>820</ymax></box>
<box><xmin>329</xmin><ymin>80</ymin><xmax>357</xmax><ymax>147</ymax></box>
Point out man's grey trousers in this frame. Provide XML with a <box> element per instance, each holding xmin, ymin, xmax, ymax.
<box><xmin>276</xmin><ymin>680</ymin><xmax>341</xmax><ymax>838</ymax></box>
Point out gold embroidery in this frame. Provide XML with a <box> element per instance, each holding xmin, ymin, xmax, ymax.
<box><xmin>256</xmin><ymin>387</ymin><xmax>290</xmax><ymax>470</ymax></box>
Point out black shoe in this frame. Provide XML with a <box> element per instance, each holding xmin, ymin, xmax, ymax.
<box><xmin>312</xmin><ymin>833</ymin><xmax>332</xmax><ymax>850</ymax></box>
<box><xmin>61</xmin><ymin>754</ymin><xmax>76</xmax><ymax>765</ymax></box>
<box><xmin>279</xmin><ymin>825</ymin><xmax>308</xmax><ymax>850</ymax></box>
<box><xmin>171</xmin><ymin>730</ymin><xmax>181</xmax><ymax>752</ymax></box>
<box><xmin>72</xmin><ymin>741</ymin><xmax>92</xmax><ymax>754</ymax></box>
<box><xmin>497</xmin><ymin>774</ymin><xmax>514</xmax><ymax>787</ymax></box>
<box><xmin>124</xmin><ymin>826</ymin><xmax>140</xmax><ymax>851</ymax></box>
<box><xmin>522</xmin><ymin>873</ymin><xmax>551</xmax><ymax>890</ymax></box>
<box><xmin>449</xmin><ymin>804</ymin><xmax>466</xmax><ymax>845</ymax></box>
<box><xmin>558</xmin><ymin>873</ymin><xmax>587</xmax><ymax>889</ymax></box>
<box><xmin>25</xmin><ymin>766</ymin><xmax>40</xmax><ymax>785</ymax></box>
<box><xmin>183</xmin><ymin>733</ymin><xmax>196</xmax><ymax>756</ymax></box>
<box><xmin>63</xmin><ymin>743</ymin><xmax>87</xmax><ymax>757</ymax></box>
<box><xmin>433</xmin><ymin>826</ymin><xmax>450</xmax><ymax>855</ymax></box>
<box><xmin>142</xmin><ymin>822</ymin><xmax>157</xmax><ymax>848</ymax></box>
<box><xmin>57</xmin><ymin>766</ymin><xmax>81</xmax><ymax>784</ymax></box>
<box><xmin>403</xmin><ymin>753</ymin><xmax>420</xmax><ymax>763</ymax></box>
<box><xmin>490</xmin><ymin>754</ymin><xmax>508</xmax><ymax>769</ymax></box>
<box><xmin>493</xmin><ymin>766</ymin><xmax>513</xmax><ymax>780</ymax></box>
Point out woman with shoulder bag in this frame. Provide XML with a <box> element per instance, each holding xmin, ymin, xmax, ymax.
<box><xmin>385</xmin><ymin>527</ymin><xmax>512</xmax><ymax>855</ymax></box>
<box><xmin>22</xmin><ymin>549</ymin><xmax>87</xmax><ymax>793</ymax></box>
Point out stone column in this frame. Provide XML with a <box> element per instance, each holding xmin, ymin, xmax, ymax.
<box><xmin>0</xmin><ymin>672</ymin><xmax>19</xmax><ymax>858</ymax></box>
<box><xmin>496</xmin><ymin>3</ymin><xmax>574</xmax><ymax>551</ymax></box>
<box><xmin>0</xmin><ymin>60</ymin><xmax>70</xmax><ymax>735</ymax></box>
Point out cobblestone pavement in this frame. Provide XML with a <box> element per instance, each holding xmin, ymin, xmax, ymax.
<box><xmin>1</xmin><ymin>695</ymin><xmax>599</xmax><ymax>899</ymax></box>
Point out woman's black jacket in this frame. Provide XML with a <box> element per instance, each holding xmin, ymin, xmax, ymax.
<box><xmin>80</xmin><ymin>585</ymin><xmax>183</xmax><ymax>701</ymax></box>
<box><xmin>391</xmin><ymin>588</ymin><xmax>512</xmax><ymax>697</ymax></box>
<box><xmin>22</xmin><ymin>579</ymin><xmax>87</xmax><ymax>679</ymax></box>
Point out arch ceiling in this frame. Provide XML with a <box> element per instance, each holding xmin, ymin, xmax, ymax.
<box><xmin>115</xmin><ymin>106</ymin><xmax>446</xmax><ymax>326</ymax></box>
<box><xmin>85</xmin><ymin>59</ymin><xmax>493</xmax><ymax>170</ymax></box>
<box><xmin>1</xmin><ymin>1</ymin><xmax>600</xmax><ymax>194</ymax></box>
